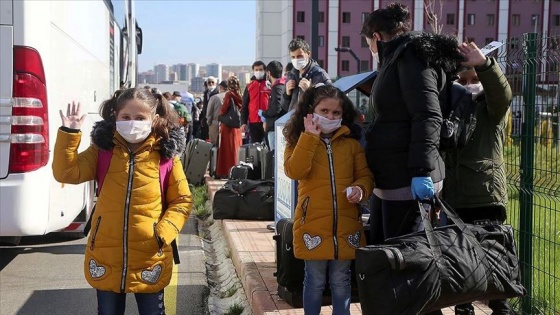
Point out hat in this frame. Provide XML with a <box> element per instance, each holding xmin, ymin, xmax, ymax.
<box><xmin>219</xmin><ymin>80</ymin><xmax>228</xmax><ymax>89</ymax></box>
<box><xmin>172</xmin><ymin>91</ymin><xmax>181</xmax><ymax>97</ymax></box>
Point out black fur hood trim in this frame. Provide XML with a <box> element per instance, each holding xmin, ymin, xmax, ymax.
<box><xmin>409</xmin><ymin>32</ymin><xmax>465</xmax><ymax>74</ymax></box>
<box><xmin>90</xmin><ymin>120</ymin><xmax>186</xmax><ymax>159</ymax></box>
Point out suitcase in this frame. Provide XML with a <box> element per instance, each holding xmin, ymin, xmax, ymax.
<box><xmin>238</xmin><ymin>143</ymin><xmax>268</xmax><ymax>180</ymax></box>
<box><xmin>212</xmin><ymin>179</ymin><xmax>274</xmax><ymax>220</ymax></box>
<box><xmin>229</xmin><ymin>164</ymin><xmax>250</xmax><ymax>180</ymax></box>
<box><xmin>263</xmin><ymin>150</ymin><xmax>275</xmax><ymax>180</ymax></box>
<box><xmin>209</xmin><ymin>146</ymin><xmax>218</xmax><ymax>178</ymax></box>
<box><xmin>182</xmin><ymin>139</ymin><xmax>212</xmax><ymax>186</ymax></box>
<box><xmin>355</xmin><ymin>198</ymin><xmax>526</xmax><ymax>315</ymax></box>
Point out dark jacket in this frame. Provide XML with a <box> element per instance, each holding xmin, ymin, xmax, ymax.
<box><xmin>201</xmin><ymin>88</ymin><xmax>219</xmax><ymax>127</ymax></box>
<box><xmin>365</xmin><ymin>32</ymin><xmax>463</xmax><ymax>190</ymax></box>
<box><xmin>283</xmin><ymin>59</ymin><xmax>332</xmax><ymax>111</ymax></box>
<box><xmin>262</xmin><ymin>77</ymin><xmax>287</xmax><ymax>132</ymax></box>
<box><xmin>442</xmin><ymin>57</ymin><xmax>511</xmax><ymax>211</ymax></box>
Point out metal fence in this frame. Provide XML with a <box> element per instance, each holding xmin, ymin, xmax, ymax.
<box><xmin>496</xmin><ymin>32</ymin><xmax>560</xmax><ymax>314</ymax></box>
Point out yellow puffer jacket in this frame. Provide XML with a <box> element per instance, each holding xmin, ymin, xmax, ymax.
<box><xmin>52</xmin><ymin>122</ymin><xmax>191</xmax><ymax>293</ymax></box>
<box><xmin>284</xmin><ymin>127</ymin><xmax>374</xmax><ymax>260</ymax></box>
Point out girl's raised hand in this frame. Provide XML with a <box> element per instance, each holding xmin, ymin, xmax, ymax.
<box><xmin>303</xmin><ymin>114</ymin><xmax>320</xmax><ymax>136</ymax></box>
<box><xmin>59</xmin><ymin>101</ymin><xmax>87</xmax><ymax>129</ymax></box>
<box><xmin>458</xmin><ymin>42</ymin><xmax>486</xmax><ymax>68</ymax></box>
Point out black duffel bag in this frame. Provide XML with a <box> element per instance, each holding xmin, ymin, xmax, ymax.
<box><xmin>355</xmin><ymin>197</ymin><xmax>526</xmax><ymax>315</ymax></box>
<box><xmin>212</xmin><ymin>179</ymin><xmax>274</xmax><ymax>220</ymax></box>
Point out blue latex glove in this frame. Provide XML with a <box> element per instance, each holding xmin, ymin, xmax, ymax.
<box><xmin>411</xmin><ymin>176</ymin><xmax>435</xmax><ymax>200</ymax></box>
<box><xmin>258</xmin><ymin>109</ymin><xmax>266</xmax><ymax>122</ymax></box>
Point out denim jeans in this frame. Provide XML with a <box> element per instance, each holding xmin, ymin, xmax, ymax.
<box><xmin>267</xmin><ymin>131</ymin><xmax>275</xmax><ymax>151</ymax></box>
<box><xmin>304</xmin><ymin>259</ymin><xmax>351</xmax><ymax>315</ymax></box>
<box><xmin>96</xmin><ymin>290</ymin><xmax>165</xmax><ymax>315</ymax></box>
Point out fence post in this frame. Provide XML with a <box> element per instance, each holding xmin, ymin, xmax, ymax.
<box><xmin>520</xmin><ymin>32</ymin><xmax>537</xmax><ymax>314</ymax></box>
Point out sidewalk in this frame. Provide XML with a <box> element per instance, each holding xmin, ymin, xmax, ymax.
<box><xmin>205</xmin><ymin>177</ymin><xmax>491</xmax><ymax>315</ymax></box>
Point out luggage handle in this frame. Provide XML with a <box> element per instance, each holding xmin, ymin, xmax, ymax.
<box><xmin>418</xmin><ymin>197</ymin><xmax>493</xmax><ymax>281</ymax></box>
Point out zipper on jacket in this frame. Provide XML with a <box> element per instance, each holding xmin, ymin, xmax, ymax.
<box><xmin>325</xmin><ymin>142</ymin><xmax>339</xmax><ymax>259</ymax></box>
<box><xmin>120</xmin><ymin>153</ymin><xmax>135</xmax><ymax>292</ymax></box>
<box><xmin>301</xmin><ymin>197</ymin><xmax>310</xmax><ymax>225</ymax></box>
<box><xmin>90</xmin><ymin>216</ymin><xmax>102</xmax><ymax>251</ymax></box>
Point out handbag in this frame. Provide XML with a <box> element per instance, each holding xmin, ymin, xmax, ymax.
<box><xmin>218</xmin><ymin>96</ymin><xmax>241</xmax><ymax>128</ymax></box>
<box><xmin>355</xmin><ymin>197</ymin><xmax>525</xmax><ymax>315</ymax></box>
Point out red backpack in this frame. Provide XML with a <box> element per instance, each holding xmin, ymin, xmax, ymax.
<box><xmin>85</xmin><ymin>149</ymin><xmax>180</xmax><ymax>264</ymax></box>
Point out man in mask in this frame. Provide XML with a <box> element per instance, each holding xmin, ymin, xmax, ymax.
<box><xmin>443</xmin><ymin>41</ymin><xmax>513</xmax><ymax>315</ymax></box>
<box><xmin>241</xmin><ymin>61</ymin><xmax>271</xmax><ymax>144</ymax></box>
<box><xmin>200</xmin><ymin>76</ymin><xmax>218</xmax><ymax>140</ymax></box>
<box><xmin>283</xmin><ymin>38</ymin><xmax>332</xmax><ymax>111</ymax></box>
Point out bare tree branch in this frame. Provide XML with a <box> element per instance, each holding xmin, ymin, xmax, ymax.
<box><xmin>424</xmin><ymin>0</ymin><xmax>444</xmax><ymax>34</ymax></box>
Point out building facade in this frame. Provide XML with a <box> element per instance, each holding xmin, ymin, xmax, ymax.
<box><xmin>154</xmin><ymin>64</ymin><xmax>169</xmax><ymax>84</ymax></box>
<box><xmin>187</xmin><ymin>63</ymin><xmax>200</xmax><ymax>83</ymax></box>
<box><xmin>206</xmin><ymin>63</ymin><xmax>223</xmax><ymax>82</ymax></box>
<box><xmin>190</xmin><ymin>76</ymin><xmax>206</xmax><ymax>94</ymax></box>
<box><xmin>256</xmin><ymin>0</ymin><xmax>560</xmax><ymax>79</ymax></box>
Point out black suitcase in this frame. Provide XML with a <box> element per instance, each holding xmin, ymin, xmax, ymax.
<box><xmin>264</xmin><ymin>150</ymin><xmax>275</xmax><ymax>180</ymax></box>
<box><xmin>238</xmin><ymin>143</ymin><xmax>268</xmax><ymax>180</ymax></box>
<box><xmin>229</xmin><ymin>164</ymin><xmax>250</xmax><ymax>180</ymax></box>
<box><xmin>182</xmin><ymin>139</ymin><xmax>212</xmax><ymax>186</ymax></box>
<box><xmin>355</xmin><ymin>198</ymin><xmax>525</xmax><ymax>315</ymax></box>
<box><xmin>212</xmin><ymin>179</ymin><xmax>274</xmax><ymax>220</ymax></box>
<box><xmin>273</xmin><ymin>218</ymin><xmax>304</xmax><ymax>291</ymax></box>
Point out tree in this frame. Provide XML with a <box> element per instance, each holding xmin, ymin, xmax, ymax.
<box><xmin>424</xmin><ymin>0</ymin><xmax>444</xmax><ymax>34</ymax></box>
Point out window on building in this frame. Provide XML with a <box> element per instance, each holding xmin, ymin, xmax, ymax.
<box><xmin>318</xmin><ymin>36</ymin><xmax>325</xmax><ymax>47</ymax></box>
<box><xmin>318</xmin><ymin>60</ymin><xmax>324</xmax><ymax>68</ymax></box>
<box><xmin>360</xmin><ymin>60</ymin><xmax>370</xmax><ymax>71</ymax></box>
<box><xmin>297</xmin><ymin>11</ymin><xmax>305</xmax><ymax>23</ymax></box>
<box><xmin>553</xmin><ymin>15</ymin><xmax>560</xmax><ymax>26</ymax></box>
<box><xmin>296</xmin><ymin>35</ymin><xmax>305</xmax><ymax>40</ymax></box>
<box><xmin>467</xmin><ymin>14</ymin><xmax>476</xmax><ymax>25</ymax></box>
<box><xmin>362</xmin><ymin>12</ymin><xmax>369</xmax><ymax>23</ymax></box>
<box><xmin>342</xmin><ymin>12</ymin><xmax>351</xmax><ymax>23</ymax></box>
<box><xmin>487</xmin><ymin>14</ymin><xmax>495</xmax><ymax>26</ymax></box>
<box><xmin>531</xmin><ymin>14</ymin><xmax>539</xmax><ymax>26</ymax></box>
<box><xmin>510</xmin><ymin>37</ymin><xmax>520</xmax><ymax>49</ymax></box>
<box><xmin>512</xmin><ymin>14</ymin><xmax>520</xmax><ymax>26</ymax></box>
<box><xmin>485</xmin><ymin>37</ymin><xmax>494</xmax><ymax>44</ymax></box>
<box><xmin>318</xmin><ymin>11</ymin><xmax>325</xmax><ymax>23</ymax></box>
<box><xmin>342</xmin><ymin>36</ymin><xmax>350</xmax><ymax>47</ymax></box>
<box><xmin>446</xmin><ymin>14</ymin><xmax>455</xmax><ymax>25</ymax></box>
<box><xmin>549</xmin><ymin>61</ymin><xmax>558</xmax><ymax>72</ymax></box>
<box><xmin>361</xmin><ymin>36</ymin><xmax>369</xmax><ymax>48</ymax></box>
<box><xmin>342</xmin><ymin>60</ymin><xmax>350</xmax><ymax>71</ymax></box>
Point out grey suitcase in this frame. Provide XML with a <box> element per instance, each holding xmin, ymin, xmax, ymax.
<box><xmin>182</xmin><ymin>139</ymin><xmax>212</xmax><ymax>186</ymax></box>
<box><xmin>238</xmin><ymin>143</ymin><xmax>268</xmax><ymax>180</ymax></box>
<box><xmin>209</xmin><ymin>146</ymin><xmax>218</xmax><ymax>178</ymax></box>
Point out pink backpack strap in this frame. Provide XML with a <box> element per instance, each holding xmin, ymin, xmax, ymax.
<box><xmin>97</xmin><ymin>149</ymin><xmax>113</xmax><ymax>195</ymax></box>
<box><xmin>159</xmin><ymin>156</ymin><xmax>174</xmax><ymax>207</ymax></box>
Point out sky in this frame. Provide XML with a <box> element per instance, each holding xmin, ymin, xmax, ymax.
<box><xmin>114</xmin><ymin>0</ymin><xmax>257</xmax><ymax>72</ymax></box>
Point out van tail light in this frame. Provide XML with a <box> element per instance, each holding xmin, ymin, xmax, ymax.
<box><xmin>9</xmin><ymin>46</ymin><xmax>49</xmax><ymax>173</ymax></box>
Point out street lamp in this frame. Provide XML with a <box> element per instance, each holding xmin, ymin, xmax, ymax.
<box><xmin>335</xmin><ymin>46</ymin><xmax>361</xmax><ymax>106</ymax></box>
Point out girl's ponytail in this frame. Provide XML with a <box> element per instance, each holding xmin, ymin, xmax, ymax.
<box><xmin>99</xmin><ymin>90</ymin><xmax>122</xmax><ymax>122</ymax></box>
<box><xmin>152</xmin><ymin>92</ymin><xmax>180</xmax><ymax>141</ymax></box>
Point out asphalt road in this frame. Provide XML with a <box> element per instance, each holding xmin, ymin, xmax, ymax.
<box><xmin>0</xmin><ymin>215</ymin><xmax>209</xmax><ymax>315</ymax></box>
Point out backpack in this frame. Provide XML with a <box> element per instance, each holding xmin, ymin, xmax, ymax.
<box><xmin>84</xmin><ymin>149</ymin><xmax>181</xmax><ymax>264</ymax></box>
<box><xmin>385</xmin><ymin>38</ymin><xmax>477</xmax><ymax>151</ymax></box>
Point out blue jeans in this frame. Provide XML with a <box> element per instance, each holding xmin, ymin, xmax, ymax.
<box><xmin>304</xmin><ymin>259</ymin><xmax>351</xmax><ymax>315</ymax></box>
<box><xmin>96</xmin><ymin>290</ymin><xmax>165</xmax><ymax>315</ymax></box>
<box><xmin>267</xmin><ymin>131</ymin><xmax>275</xmax><ymax>151</ymax></box>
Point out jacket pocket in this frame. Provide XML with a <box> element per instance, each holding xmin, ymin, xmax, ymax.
<box><xmin>153</xmin><ymin>223</ymin><xmax>164</xmax><ymax>256</ymax></box>
<box><xmin>459</xmin><ymin>159</ymin><xmax>494</xmax><ymax>196</ymax></box>
<box><xmin>89</xmin><ymin>216</ymin><xmax>102</xmax><ymax>251</ymax></box>
<box><xmin>300</xmin><ymin>196</ymin><xmax>310</xmax><ymax>225</ymax></box>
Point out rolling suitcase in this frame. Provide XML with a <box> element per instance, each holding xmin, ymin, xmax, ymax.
<box><xmin>229</xmin><ymin>164</ymin><xmax>250</xmax><ymax>180</ymax></box>
<box><xmin>238</xmin><ymin>143</ymin><xmax>268</xmax><ymax>180</ymax></box>
<box><xmin>182</xmin><ymin>139</ymin><xmax>212</xmax><ymax>186</ymax></box>
<box><xmin>263</xmin><ymin>150</ymin><xmax>275</xmax><ymax>180</ymax></box>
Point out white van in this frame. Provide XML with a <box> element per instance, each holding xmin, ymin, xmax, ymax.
<box><xmin>0</xmin><ymin>0</ymin><xmax>141</xmax><ymax>242</ymax></box>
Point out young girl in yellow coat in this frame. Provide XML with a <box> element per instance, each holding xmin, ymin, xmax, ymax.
<box><xmin>283</xmin><ymin>84</ymin><xmax>374</xmax><ymax>315</ymax></box>
<box><xmin>53</xmin><ymin>88</ymin><xmax>192</xmax><ymax>315</ymax></box>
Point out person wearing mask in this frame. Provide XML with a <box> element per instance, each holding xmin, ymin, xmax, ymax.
<box><xmin>260</xmin><ymin>61</ymin><xmax>287</xmax><ymax>151</ymax></box>
<box><xmin>442</xmin><ymin>42</ymin><xmax>513</xmax><ymax>315</ymax></box>
<box><xmin>284</xmin><ymin>38</ymin><xmax>332</xmax><ymax>111</ymax></box>
<box><xmin>206</xmin><ymin>80</ymin><xmax>228</xmax><ymax>146</ymax></box>
<box><xmin>241</xmin><ymin>61</ymin><xmax>271</xmax><ymax>144</ymax></box>
<box><xmin>360</xmin><ymin>8</ymin><xmax>462</xmax><ymax>315</ymax></box>
<box><xmin>201</xmin><ymin>77</ymin><xmax>218</xmax><ymax>140</ymax></box>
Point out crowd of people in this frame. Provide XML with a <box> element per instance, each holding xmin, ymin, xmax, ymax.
<box><xmin>50</xmin><ymin>2</ymin><xmax>514</xmax><ymax>314</ymax></box>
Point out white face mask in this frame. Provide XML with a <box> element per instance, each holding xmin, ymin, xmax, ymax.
<box><xmin>313</xmin><ymin>113</ymin><xmax>342</xmax><ymax>134</ymax></box>
<box><xmin>464</xmin><ymin>83</ymin><xmax>483</xmax><ymax>99</ymax></box>
<box><xmin>207</xmin><ymin>85</ymin><xmax>215</xmax><ymax>91</ymax></box>
<box><xmin>116</xmin><ymin>120</ymin><xmax>152</xmax><ymax>144</ymax></box>
<box><xmin>254</xmin><ymin>71</ymin><xmax>265</xmax><ymax>80</ymax></box>
<box><xmin>292</xmin><ymin>58</ymin><xmax>308</xmax><ymax>71</ymax></box>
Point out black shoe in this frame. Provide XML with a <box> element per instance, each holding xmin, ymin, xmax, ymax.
<box><xmin>455</xmin><ymin>304</ymin><xmax>475</xmax><ymax>315</ymax></box>
<box><xmin>266</xmin><ymin>223</ymin><xmax>275</xmax><ymax>231</ymax></box>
